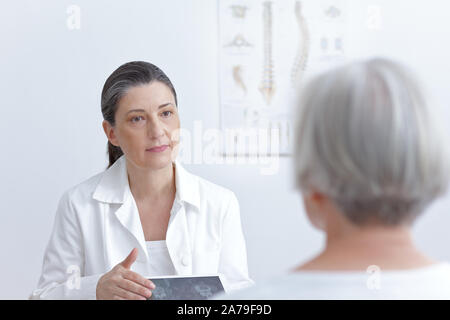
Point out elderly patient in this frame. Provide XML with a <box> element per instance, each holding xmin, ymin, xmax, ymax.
<box><xmin>217</xmin><ymin>58</ymin><xmax>450</xmax><ymax>299</ymax></box>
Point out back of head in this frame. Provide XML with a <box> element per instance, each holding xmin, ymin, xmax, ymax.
<box><xmin>294</xmin><ymin>58</ymin><xmax>450</xmax><ymax>226</ymax></box>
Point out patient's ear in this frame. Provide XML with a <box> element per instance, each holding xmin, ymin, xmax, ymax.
<box><xmin>302</xmin><ymin>190</ymin><xmax>328</xmax><ymax>231</ymax></box>
<box><xmin>102</xmin><ymin>120</ymin><xmax>120</xmax><ymax>147</ymax></box>
<box><xmin>311</xmin><ymin>191</ymin><xmax>326</xmax><ymax>204</ymax></box>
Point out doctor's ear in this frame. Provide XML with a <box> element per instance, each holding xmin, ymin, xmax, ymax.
<box><xmin>102</xmin><ymin>120</ymin><xmax>120</xmax><ymax>147</ymax></box>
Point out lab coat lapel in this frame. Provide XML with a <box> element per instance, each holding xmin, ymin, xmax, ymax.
<box><xmin>166</xmin><ymin>202</ymin><xmax>193</xmax><ymax>275</ymax></box>
<box><xmin>93</xmin><ymin>155</ymin><xmax>149</xmax><ymax>264</ymax></box>
<box><xmin>114</xmin><ymin>192</ymin><xmax>149</xmax><ymax>263</ymax></box>
<box><xmin>165</xmin><ymin>161</ymin><xmax>202</xmax><ymax>275</ymax></box>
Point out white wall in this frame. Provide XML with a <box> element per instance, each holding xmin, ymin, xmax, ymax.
<box><xmin>1</xmin><ymin>0</ymin><xmax>450</xmax><ymax>299</ymax></box>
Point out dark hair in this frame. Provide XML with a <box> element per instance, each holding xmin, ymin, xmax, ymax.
<box><xmin>101</xmin><ymin>61</ymin><xmax>178</xmax><ymax>169</ymax></box>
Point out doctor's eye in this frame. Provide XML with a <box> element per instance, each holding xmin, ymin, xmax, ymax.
<box><xmin>161</xmin><ymin>111</ymin><xmax>173</xmax><ymax>118</ymax></box>
<box><xmin>130</xmin><ymin>116</ymin><xmax>145</xmax><ymax>123</ymax></box>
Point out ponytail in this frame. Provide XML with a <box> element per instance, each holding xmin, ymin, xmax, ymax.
<box><xmin>107</xmin><ymin>141</ymin><xmax>123</xmax><ymax>169</ymax></box>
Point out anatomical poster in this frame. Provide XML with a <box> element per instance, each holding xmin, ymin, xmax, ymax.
<box><xmin>218</xmin><ymin>0</ymin><xmax>348</xmax><ymax>157</ymax></box>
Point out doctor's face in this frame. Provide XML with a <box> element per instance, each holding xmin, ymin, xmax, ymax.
<box><xmin>104</xmin><ymin>81</ymin><xmax>180</xmax><ymax>170</ymax></box>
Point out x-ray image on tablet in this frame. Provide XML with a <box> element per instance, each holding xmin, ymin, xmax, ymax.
<box><xmin>147</xmin><ymin>275</ymin><xmax>225</xmax><ymax>300</ymax></box>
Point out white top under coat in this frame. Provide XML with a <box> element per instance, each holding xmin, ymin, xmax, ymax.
<box><xmin>145</xmin><ymin>240</ymin><xmax>176</xmax><ymax>277</ymax></box>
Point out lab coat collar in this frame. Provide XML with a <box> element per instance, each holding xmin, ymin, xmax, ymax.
<box><xmin>173</xmin><ymin>160</ymin><xmax>201</xmax><ymax>210</ymax></box>
<box><xmin>92</xmin><ymin>154</ymin><xmax>200</xmax><ymax>210</ymax></box>
<box><xmin>92</xmin><ymin>155</ymin><xmax>128</xmax><ymax>204</ymax></box>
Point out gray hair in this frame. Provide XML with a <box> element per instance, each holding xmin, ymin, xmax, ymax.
<box><xmin>294</xmin><ymin>58</ymin><xmax>450</xmax><ymax>226</ymax></box>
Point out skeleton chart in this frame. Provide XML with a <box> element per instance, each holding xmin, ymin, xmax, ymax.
<box><xmin>218</xmin><ymin>0</ymin><xmax>348</xmax><ymax>157</ymax></box>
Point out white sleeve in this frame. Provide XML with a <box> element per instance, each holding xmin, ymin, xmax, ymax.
<box><xmin>29</xmin><ymin>191</ymin><xmax>105</xmax><ymax>300</ymax></box>
<box><xmin>218</xmin><ymin>192</ymin><xmax>255</xmax><ymax>293</ymax></box>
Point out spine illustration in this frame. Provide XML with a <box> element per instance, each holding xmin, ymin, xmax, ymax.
<box><xmin>291</xmin><ymin>1</ymin><xmax>310</xmax><ymax>85</ymax></box>
<box><xmin>259</xmin><ymin>1</ymin><xmax>275</xmax><ymax>106</ymax></box>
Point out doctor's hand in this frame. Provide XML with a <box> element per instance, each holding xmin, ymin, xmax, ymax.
<box><xmin>96</xmin><ymin>248</ymin><xmax>155</xmax><ymax>300</ymax></box>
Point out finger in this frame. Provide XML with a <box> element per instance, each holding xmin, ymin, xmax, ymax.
<box><xmin>123</xmin><ymin>270</ymin><xmax>155</xmax><ymax>290</ymax></box>
<box><xmin>113</xmin><ymin>286</ymin><xmax>147</xmax><ymax>300</ymax></box>
<box><xmin>119</xmin><ymin>248</ymin><xmax>138</xmax><ymax>269</ymax></box>
<box><xmin>118</xmin><ymin>278</ymin><xmax>152</xmax><ymax>299</ymax></box>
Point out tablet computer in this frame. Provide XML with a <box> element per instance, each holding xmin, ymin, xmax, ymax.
<box><xmin>146</xmin><ymin>274</ymin><xmax>225</xmax><ymax>300</ymax></box>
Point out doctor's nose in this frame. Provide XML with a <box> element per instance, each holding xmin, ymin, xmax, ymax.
<box><xmin>147</xmin><ymin>118</ymin><xmax>165</xmax><ymax>139</ymax></box>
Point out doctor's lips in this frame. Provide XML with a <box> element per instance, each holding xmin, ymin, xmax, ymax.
<box><xmin>146</xmin><ymin>145</ymin><xmax>169</xmax><ymax>153</ymax></box>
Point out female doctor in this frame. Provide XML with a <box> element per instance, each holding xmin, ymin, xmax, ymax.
<box><xmin>30</xmin><ymin>61</ymin><xmax>253</xmax><ymax>300</ymax></box>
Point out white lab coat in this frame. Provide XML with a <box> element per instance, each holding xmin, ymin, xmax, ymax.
<box><xmin>30</xmin><ymin>155</ymin><xmax>253</xmax><ymax>299</ymax></box>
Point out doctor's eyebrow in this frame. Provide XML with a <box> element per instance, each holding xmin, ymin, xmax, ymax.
<box><xmin>125</xmin><ymin>103</ymin><xmax>175</xmax><ymax>115</ymax></box>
